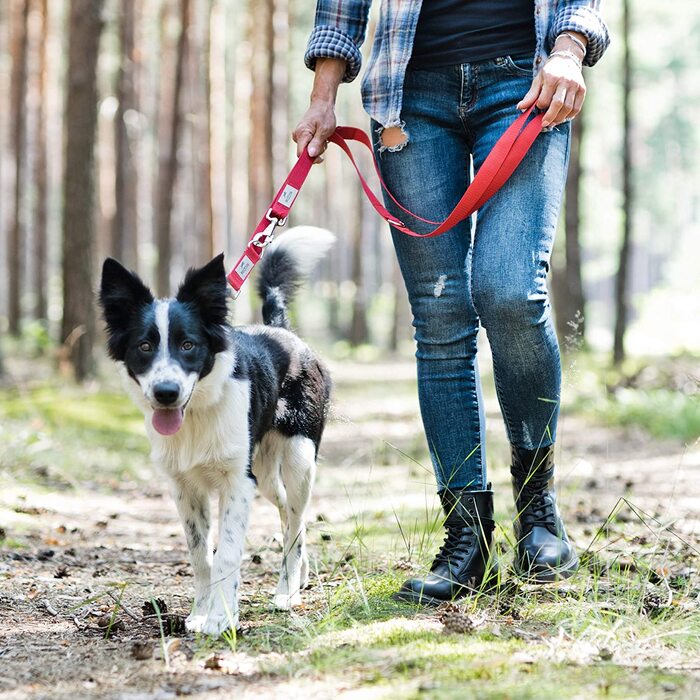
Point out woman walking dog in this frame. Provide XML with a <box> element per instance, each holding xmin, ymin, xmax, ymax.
<box><xmin>294</xmin><ymin>1</ymin><xmax>609</xmax><ymax>604</ymax></box>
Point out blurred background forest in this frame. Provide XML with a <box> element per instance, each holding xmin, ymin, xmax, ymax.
<box><xmin>0</xmin><ymin>0</ymin><xmax>698</xmax><ymax>381</ymax></box>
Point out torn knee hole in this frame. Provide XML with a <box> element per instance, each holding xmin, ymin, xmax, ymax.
<box><xmin>378</xmin><ymin>125</ymin><xmax>409</xmax><ymax>152</ymax></box>
<box><xmin>381</xmin><ymin>126</ymin><xmax>408</xmax><ymax>147</ymax></box>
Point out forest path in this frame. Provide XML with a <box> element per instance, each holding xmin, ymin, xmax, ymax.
<box><xmin>1</xmin><ymin>359</ymin><xmax>699</xmax><ymax>699</ymax></box>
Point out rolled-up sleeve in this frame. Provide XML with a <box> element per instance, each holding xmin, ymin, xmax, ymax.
<box><xmin>304</xmin><ymin>0</ymin><xmax>372</xmax><ymax>83</ymax></box>
<box><xmin>549</xmin><ymin>1</ymin><xmax>611</xmax><ymax>67</ymax></box>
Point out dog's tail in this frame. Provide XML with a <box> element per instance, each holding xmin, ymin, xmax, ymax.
<box><xmin>256</xmin><ymin>225</ymin><xmax>335</xmax><ymax>329</ymax></box>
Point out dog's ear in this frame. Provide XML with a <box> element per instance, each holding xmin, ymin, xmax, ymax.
<box><xmin>100</xmin><ymin>258</ymin><xmax>154</xmax><ymax>361</ymax></box>
<box><xmin>176</xmin><ymin>253</ymin><xmax>228</xmax><ymax>326</ymax></box>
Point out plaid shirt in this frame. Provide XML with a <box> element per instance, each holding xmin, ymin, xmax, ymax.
<box><xmin>305</xmin><ymin>1</ymin><xmax>610</xmax><ymax>128</ymax></box>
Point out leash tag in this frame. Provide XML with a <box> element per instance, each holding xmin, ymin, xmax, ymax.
<box><xmin>277</xmin><ymin>184</ymin><xmax>299</xmax><ymax>208</ymax></box>
<box><xmin>234</xmin><ymin>255</ymin><xmax>255</xmax><ymax>279</ymax></box>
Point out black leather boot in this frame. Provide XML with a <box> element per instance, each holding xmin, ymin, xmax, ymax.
<box><xmin>394</xmin><ymin>487</ymin><xmax>499</xmax><ymax>606</ymax></box>
<box><xmin>511</xmin><ymin>445</ymin><xmax>579</xmax><ymax>582</ymax></box>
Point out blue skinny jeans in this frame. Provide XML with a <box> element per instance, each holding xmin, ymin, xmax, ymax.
<box><xmin>373</xmin><ymin>54</ymin><xmax>571</xmax><ymax>492</ymax></box>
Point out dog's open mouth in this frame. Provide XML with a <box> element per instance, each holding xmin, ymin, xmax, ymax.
<box><xmin>152</xmin><ymin>407</ymin><xmax>184</xmax><ymax>436</ymax></box>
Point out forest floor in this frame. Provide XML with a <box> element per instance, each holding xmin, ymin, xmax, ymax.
<box><xmin>1</xmin><ymin>355</ymin><xmax>699</xmax><ymax>699</ymax></box>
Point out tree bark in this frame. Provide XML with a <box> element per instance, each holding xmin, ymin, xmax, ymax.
<box><xmin>246</xmin><ymin>0</ymin><xmax>274</xmax><ymax>238</ymax></box>
<box><xmin>61</xmin><ymin>0</ymin><xmax>105</xmax><ymax>381</ymax></box>
<box><xmin>33</xmin><ymin>0</ymin><xmax>49</xmax><ymax>321</ymax></box>
<box><xmin>349</xmin><ymin>183</ymin><xmax>369</xmax><ymax>346</ymax></box>
<box><xmin>8</xmin><ymin>0</ymin><xmax>30</xmax><ymax>336</ymax></box>
<box><xmin>201</xmin><ymin>0</ymin><xmax>214</xmax><ymax>260</ymax></box>
<box><xmin>553</xmin><ymin>105</ymin><xmax>586</xmax><ymax>350</ymax></box>
<box><xmin>156</xmin><ymin>0</ymin><xmax>190</xmax><ymax>296</ymax></box>
<box><xmin>112</xmin><ymin>0</ymin><xmax>139</xmax><ymax>270</ymax></box>
<box><xmin>613</xmin><ymin>0</ymin><xmax>633</xmax><ymax>365</ymax></box>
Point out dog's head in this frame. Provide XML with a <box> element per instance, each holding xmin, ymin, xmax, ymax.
<box><xmin>99</xmin><ymin>254</ymin><xmax>230</xmax><ymax>436</ymax></box>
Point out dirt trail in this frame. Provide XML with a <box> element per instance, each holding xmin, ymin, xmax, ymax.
<box><xmin>1</xmin><ymin>360</ymin><xmax>699</xmax><ymax>699</ymax></box>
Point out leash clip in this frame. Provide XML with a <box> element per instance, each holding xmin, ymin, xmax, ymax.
<box><xmin>251</xmin><ymin>209</ymin><xmax>287</xmax><ymax>249</ymax></box>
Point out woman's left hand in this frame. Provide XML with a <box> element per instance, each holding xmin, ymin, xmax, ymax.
<box><xmin>516</xmin><ymin>54</ymin><xmax>586</xmax><ymax>128</ymax></box>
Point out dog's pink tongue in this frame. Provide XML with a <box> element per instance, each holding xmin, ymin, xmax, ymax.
<box><xmin>152</xmin><ymin>408</ymin><xmax>184</xmax><ymax>436</ymax></box>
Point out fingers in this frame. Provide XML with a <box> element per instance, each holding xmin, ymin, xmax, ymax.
<box><xmin>307</xmin><ymin>133</ymin><xmax>329</xmax><ymax>159</ymax></box>
<box><xmin>292</xmin><ymin>102</ymin><xmax>337</xmax><ymax>160</ymax></box>
<box><xmin>516</xmin><ymin>73</ymin><xmax>542</xmax><ymax>111</ymax></box>
<box><xmin>540</xmin><ymin>84</ymin><xmax>570</xmax><ymax>128</ymax></box>
<box><xmin>292</xmin><ymin>126</ymin><xmax>313</xmax><ymax>157</ymax></box>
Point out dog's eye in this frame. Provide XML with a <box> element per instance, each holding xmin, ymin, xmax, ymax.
<box><xmin>181</xmin><ymin>341</ymin><xmax>194</xmax><ymax>351</ymax></box>
<box><xmin>138</xmin><ymin>342</ymin><xmax>153</xmax><ymax>353</ymax></box>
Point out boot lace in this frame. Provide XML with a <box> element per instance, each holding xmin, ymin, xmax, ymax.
<box><xmin>432</xmin><ymin>523</ymin><xmax>476</xmax><ymax>570</ymax></box>
<box><xmin>519</xmin><ymin>473</ymin><xmax>556</xmax><ymax>531</ymax></box>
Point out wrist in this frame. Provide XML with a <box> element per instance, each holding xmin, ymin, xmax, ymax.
<box><xmin>309</xmin><ymin>92</ymin><xmax>337</xmax><ymax>107</ymax></box>
<box><xmin>554</xmin><ymin>31</ymin><xmax>587</xmax><ymax>60</ymax></box>
<box><xmin>310</xmin><ymin>57</ymin><xmax>346</xmax><ymax>104</ymax></box>
<box><xmin>547</xmin><ymin>49</ymin><xmax>583</xmax><ymax>71</ymax></box>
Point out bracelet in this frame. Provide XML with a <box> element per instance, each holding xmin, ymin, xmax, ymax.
<box><xmin>548</xmin><ymin>49</ymin><xmax>583</xmax><ymax>70</ymax></box>
<box><xmin>557</xmin><ymin>31</ymin><xmax>587</xmax><ymax>57</ymax></box>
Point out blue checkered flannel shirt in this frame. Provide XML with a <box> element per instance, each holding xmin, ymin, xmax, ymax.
<box><xmin>305</xmin><ymin>1</ymin><xmax>610</xmax><ymax>128</ymax></box>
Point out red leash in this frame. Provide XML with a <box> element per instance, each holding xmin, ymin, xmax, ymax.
<box><xmin>227</xmin><ymin>106</ymin><xmax>543</xmax><ymax>295</ymax></box>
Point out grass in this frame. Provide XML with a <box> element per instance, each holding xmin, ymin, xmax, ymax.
<box><xmin>0</xmin><ymin>380</ymin><xmax>149</xmax><ymax>489</ymax></box>
<box><xmin>191</xmin><ymin>484</ymin><xmax>700</xmax><ymax>697</ymax></box>
<box><xmin>563</xmin><ymin>351</ymin><xmax>700</xmax><ymax>444</ymax></box>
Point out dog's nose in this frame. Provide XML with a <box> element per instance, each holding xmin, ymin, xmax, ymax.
<box><xmin>153</xmin><ymin>381</ymin><xmax>180</xmax><ymax>406</ymax></box>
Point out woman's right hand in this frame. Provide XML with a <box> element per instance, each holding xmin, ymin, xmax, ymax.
<box><xmin>292</xmin><ymin>100</ymin><xmax>337</xmax><ymax>161</ymax></box>
<box><xmin>292</xmin><ymin>57</ymin><xmax>346</xmax><ymax>162</ymax></box>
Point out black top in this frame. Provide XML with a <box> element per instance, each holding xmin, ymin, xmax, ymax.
<box><xmin>410</xmin><ymin>0</ymin><xmax>537</xmax><ymax>68</ymax></box>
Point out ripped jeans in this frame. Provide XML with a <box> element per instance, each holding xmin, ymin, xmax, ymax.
<box><xmin>373</xmin><ymin>55</ymin><xmax>570</xmax><ymax>491</ymax></box>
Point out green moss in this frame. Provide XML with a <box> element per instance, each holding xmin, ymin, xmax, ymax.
<box><xmin>0</xmin><ymin>384</ymin><xmax>149</xmax><ymax>489</ymax></box>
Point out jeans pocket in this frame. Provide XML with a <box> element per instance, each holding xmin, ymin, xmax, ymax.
<box><xmin>502</xmin><ymin>54</ymin><xmax>534</xmax><ymax>77</ymax></box>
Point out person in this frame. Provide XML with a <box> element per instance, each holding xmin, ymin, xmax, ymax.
<box><xmin>293</xmin><ymin>1</ymin><xmax>609</xmax><ymax>605</ymax></box>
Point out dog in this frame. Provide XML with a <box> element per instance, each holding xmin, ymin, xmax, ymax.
<box><xmin>99</xmin><ymin>227</ymin><xmax>334</xmax><ymax>636</ymax></box>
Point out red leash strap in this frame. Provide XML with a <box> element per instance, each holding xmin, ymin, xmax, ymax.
<box><xmin>227</xmin><ymin>106</ymin><xmax>542</xmax><ymax>293</ymax></box>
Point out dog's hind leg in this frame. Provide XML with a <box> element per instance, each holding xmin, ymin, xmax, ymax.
<box><xmin>274</xmin><ymin>435</ymin><xmax>316</xmax><ymax>610</ymax></box>
<box><xmin>254</xmin><ymin>432</ymin><xmax>288</xmax><ymax>531</ymax></box>
<box><xmin>172</xmin><ymin>479</ymin><xmax>212</xmax><ymax>632</ymax></box>
<box><xmin>201</xmin><ymin>472</ymin><xmax>255</xmax><ymax>636</ymax></box>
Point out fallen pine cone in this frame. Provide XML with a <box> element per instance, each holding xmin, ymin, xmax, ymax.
<box><xmin>131</xmin><ymin>641</ymin><xmax>153</xmax><ymax>660</ymax></box>
<box><xmin>142</xmin><ymin>598</ymin><xmax>168</xmax><ymax>616</ymax></box>
<box><xmin>439</xmin><ymin>611</ymin><xmax>474</xmax><ymax>634</ymax></box>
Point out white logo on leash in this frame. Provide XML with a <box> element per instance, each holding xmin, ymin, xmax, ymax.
<box><xmin>277</xmin><ymin>185</ymin><xmax>298</xmax><ymax>208</ymax></box>
<box><xmin>235</xmin><ymin>255</ymin><xmax>254</xmax><ymax>279</ymax></box>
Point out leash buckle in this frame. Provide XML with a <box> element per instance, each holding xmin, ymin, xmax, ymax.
<box><xmin>251</xmin><ymin>209</ymin><xmax>288</xmax><ymax>249</ymax></box>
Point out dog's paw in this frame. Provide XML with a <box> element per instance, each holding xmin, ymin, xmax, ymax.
<box><xmin>185</xmin><ymin>613</ymin><xmax>208</xmax><ymax>633</ymax></box>
<box><xmin>273</xmin><ymin>592</ymin><xmax>302</xmax><ymax>611</ymax></box>
<box><xmin>200</xmin><ymin>612</ymin><xmax>238</xmax><ymax>637</ymax></box>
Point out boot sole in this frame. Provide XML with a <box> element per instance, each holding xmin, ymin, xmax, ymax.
<box><xmin>514</xmin><ymin>553</ymin><xmax>579</xmax><ymax>584</ymax></box>
<box><xmin>392</xmin><ymin>568</ymin><xmax>501</xmax><ymax>607</ymax></box>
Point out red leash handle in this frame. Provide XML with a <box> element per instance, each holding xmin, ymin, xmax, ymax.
<box><xmin>227</xmin><ymin>106</ymin><xmax>542</xmax><ymax>293</ymax></box>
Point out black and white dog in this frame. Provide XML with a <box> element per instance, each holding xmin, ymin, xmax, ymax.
<box><xmin>99</xmin><ymin>227</ymin><xmax>334</xmax><ymax>636</ymax></box>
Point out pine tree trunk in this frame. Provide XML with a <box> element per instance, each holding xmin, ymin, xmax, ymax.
<box><xmin>349</xmin><ymin>184</ymin><xmax>369</xmax><ymax>346</ymax></box>
<box><xmin>613</xmin><ymin>0</ymin><xmax>633</xmax><ymax>365</ymax></box>
<box><xmin>112</xmin><ymin>0</ymin><xmax>139</xmax><ymax>270</ymax></box>
<box><xmin>61</xmin><ymin>0</ymin><xmax>105</xmax><ymax>380</ymax></box>
<box><xmin>33</xmin><ymin>0</ymin><xmax>49</xmax><ymax>321</ymax></box>
<box><xmin>553</xmin><ymin>106</ymin><xmax>586</xmax><ymax>349</ymax></box>
<box><xmin>246</xmin><ymin>0</ymin><xmax>274</xmax><ymax>237</ymax></box>
<box><xmin>156</xmin><ymin>0</ymin><xmax>190</xmax><ymax>296</ymax></box>
<box><xmin>201</xmin><ymin>0</ymin><xmax>214</xmax><ymax>260</ymax></box>
<box><xmin>8</xmin><ymin>0</ymin><xmax>30</xmax><ymax>336</ymax></box>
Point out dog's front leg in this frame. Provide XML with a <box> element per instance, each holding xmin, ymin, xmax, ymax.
<box><xmin>201</xmin><ymin>474</ymin><xmax>255</xmax><ymax>636</ymax></box>
<box><xmin>172</xmin><ymin>479</ymin><xmax>212</xmax><ymax>632</ymax></box>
